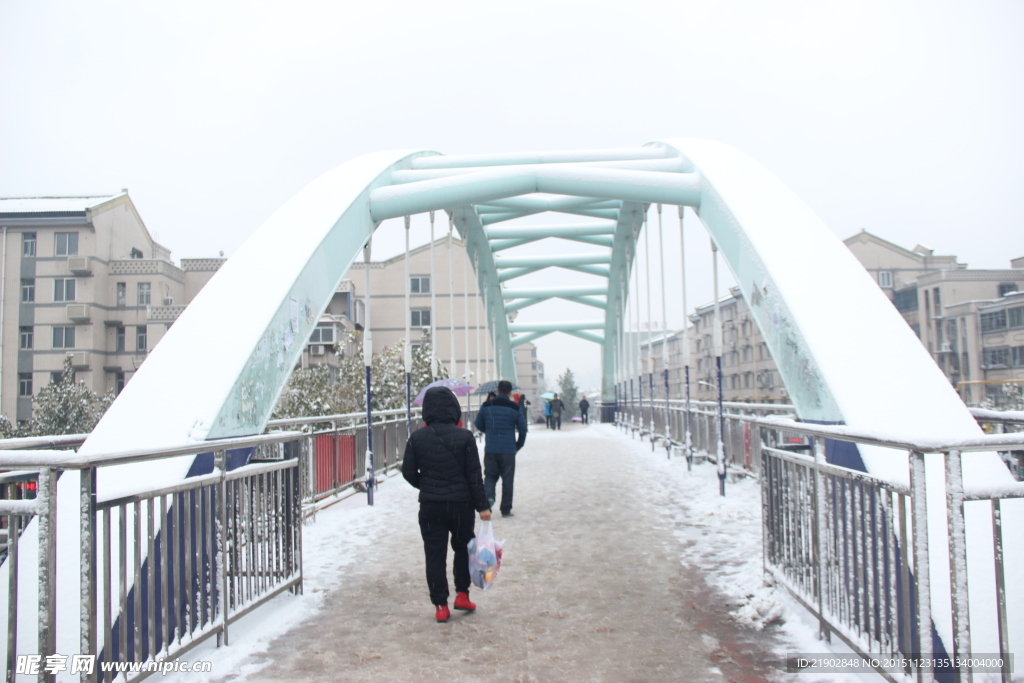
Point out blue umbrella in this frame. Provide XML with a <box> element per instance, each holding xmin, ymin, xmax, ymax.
<box><xmin>413</xmin><ymin>378</ymin><xmax>474</xmax><ymax>405</ymax></box>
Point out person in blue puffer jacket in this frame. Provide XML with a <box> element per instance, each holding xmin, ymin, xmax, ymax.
<box><xmin>474</xmin><ymin>380</ymin><xmax>528</xmax><ymax>517</ymax></box>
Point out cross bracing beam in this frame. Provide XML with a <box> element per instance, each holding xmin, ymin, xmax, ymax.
<box><xmin>497</xmin><ymin>266</ymin><xmax>543</xmax><ymax>282</ymax></box>
<box><xmin>563</xmin><ymin>329</ymin><xmax>605</xmax><ymax>345</ymax></box>
<box><xmin>561</xmin><ymin>264</ymin><xmax>610</xmax><ymax>277</ymax></box>
<box><xmin>479</xmin><ymin>207</ymin><xmax>621</xmax><ymax>225</ymax></box>
<box><xmin>562</xmin><ymin>295</ymin><xmax>607</xmax><ymax>310</ymax></box>
<box><xmin>485</xmin><ymin>223</ymin><xmax>616</xmax><ymax>239</ymax></box>
<box><xmin>368</xmin><ymin>166</ymin><xmax>701</xmax><ymax>221</ymax></box>
<box><xmin>489</xmin><ymin>238</ymin><xmax>536</xmax><ymax>252</ymax></box>
<box><xmin>450</xmin><ymin>196</ymin><xmax>620</xmax><ymax>213</ymax></box>
<box><xmin>393</xmin><ymin>156</ymin><xmax>689</xmax><ymax>182</ymax></box>
<box><xmin>409</xmin><ymin>145</ymin><xmax>673</xmax><ymax>170</ymax></box>
<box><xmin>504</xmin><ymin>297</ymin><xmax>544</xmax><ymax>313</ymax></box>
<box><xmin>492</xmin><ymin>253</ymin><xmax>611</xmax><ymax>268</ymax></box>
<box><xmin>501</xmin><ymin>286</ymin><xmax>608</xmax><ymax>299</ymax></box>
<box><xmin>508</xmin><ymin>321</ymin><xmax>604</xmax><ymax>332</ymax></box>
<box><xmin>511</xmin><ymin>331</ymin><xmax>549</xmax><ymax>346</ymax></box>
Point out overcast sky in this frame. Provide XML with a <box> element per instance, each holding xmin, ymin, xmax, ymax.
<box><xmin>2</xmin><ymin>0</ymin><xmax>1022</xmax><ymax>390</ymax></box>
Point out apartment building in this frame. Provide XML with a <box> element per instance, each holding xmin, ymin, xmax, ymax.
<box><xmin>0</xmin><ymin>194</ymin><xmax>224</xmax><ymax>424</ymax></box>
<box><xmin>302</xmin><ymin>236</ymin><xmax>545</xmax><ymax>401</ymax></box>
<box><xmin>641</xmin><ymin>230</ymin><xmax>1024</xmax><ymax>406</ymax></box>
<box><xmin>641</xmin><ymin>288</ymin><xmax>787</xmax><ymax>403</ymax></box>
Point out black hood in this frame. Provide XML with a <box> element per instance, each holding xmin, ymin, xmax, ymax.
<box><xmin>422</xmin><ymin>386</ymin><xmax>462</xmax><ymax>425</ymax></box>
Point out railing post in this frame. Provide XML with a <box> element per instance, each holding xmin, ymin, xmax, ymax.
<box><xmin>991</xmin><ymin>499</ymin><xmax>1011</xmax><ymax>683</ymax></box>
<box><xmin>215</xmin><ymin>449</ymin><xmax>230</xmax><ymax>647</ymax></box>
<box><xmin>6</xmin><ymin>513</ymin><xmax>19</xmax><ymax>683</ymax></box>
<box><xmin>812</xmin><ymin>437</ymin><xmax>830</xmax><ymax>643</ymax></box>
<box><xmin>909</xmin><ymin>450</ymin><xmax>933</xmax><ymax>683</ymax></box>
<box><xmin>80</xmin><ymin>466</ymin><xmax>98</xmax><ymax>683</ymax></box>
<box><xmin>945</xmin><ymin>449</ymin><xmax>971</xmax><ymax>683</ymax></box>
<box><xmin>37</xmin><ymin>467</ymin><xmax>57</xmax><ymax>683</ymax></box>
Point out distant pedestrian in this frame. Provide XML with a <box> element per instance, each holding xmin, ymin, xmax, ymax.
<box><xmin>579</xmin><ymin>396</ymin><xmax>590</xmax><ymax>424</ymax></box>
<box><xmin>402</xmin><ymin>386</ymin><xmax>491</xmax><ymax>623</ymax></box>
<box><xmin>517</xmin><ymin>393</ymin><xmax>530</xmax><ymax>423</ymax></box>
<box><xmin>475</xmin><ymin>380</ymin><xmax>527</xmax><ymax>517</ymax></box>
<box><xmin>544</xmin><ymin>399</ymin><xmax>553</xmax><ymax>428</ymax></box>
<box><xmin>549</xmin><ymin>394</ymin><xmax>565</xmax><ymax>430</ymax></box>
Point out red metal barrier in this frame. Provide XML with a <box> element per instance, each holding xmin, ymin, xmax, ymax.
<box><xmin>314</xmin><ymin>433</ymin><xmax>357</xmax><ymax>496</ymax></box>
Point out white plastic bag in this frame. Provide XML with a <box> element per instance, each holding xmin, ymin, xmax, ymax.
<box><xmin>467</xmin><ymin>521</ymin><xmax>504</xmax><ymax>590</ymax></box>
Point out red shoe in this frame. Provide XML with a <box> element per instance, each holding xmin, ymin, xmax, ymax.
<box><xmin>453</xmin><ymin>591</ymin><xmax>476</xmax><ymax>612</ymax></box>
<box><xmin>435</xmin><ymin>604</ymin><xmax>450</xmax><ymax>622</ymax></box>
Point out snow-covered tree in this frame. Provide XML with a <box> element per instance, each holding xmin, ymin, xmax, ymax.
<box><xmin>272</xmin><ymin>364</ymin><xmax>349</xmax><ymax>420</ymax></box>
<box><xmin>980</xmin><ymin>383</ymin><xmax>1024</xmax><ymax>433</ymax></box>
<box><xmin>0</xmin><ymin>414</ymin><xmax>17</xmax><ymax>439</ymax></box>
<box><xmin>557</xmin><ymin>368</ymin><xmax>580</xmax><ymax>419</ymax></box>
<box><xmin>29</xmin><ymin>356</ymin><xmax>114</xmax><ymax>436</ymax></box>
<box><xmin>411</xmin><ymin>341</ymin><xmax>448</xmax><ymax>396</ymax></box>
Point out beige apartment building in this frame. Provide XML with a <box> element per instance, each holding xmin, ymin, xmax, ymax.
<box><xmin>0</xmin><ymin>194</ymin><xmax>224</xmax><ymax>424</ymax></box>
<box><xmin>641</xmin><ymin>230</ymin><xmax>1024</xmax><ymax>407</ymax></box>
<box><xmin>301</xmin><ymin>236</ymin><xmax>545</xmax><ymax>402</ymax></box>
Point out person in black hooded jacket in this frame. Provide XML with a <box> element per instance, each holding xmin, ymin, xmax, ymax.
<box><xmin>403</xmin><ymin>386</ymin><xmax>492</xmax><ymax>623</ymax></box>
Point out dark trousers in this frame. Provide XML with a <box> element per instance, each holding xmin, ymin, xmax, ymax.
<box><xmin>552</xmin><ymin>414</ymin><xmax>562</xmax><ymax>429</ymax></box>
<box><xmin>418</xmin><ymin>501</ymin><xmax>476</xmax><ymax>605</ymax></box>
<box><xmin>581</xmin><ymin>409</ymin><xmax>589</xmax><ymax>424</ymax></box>
<box><xmin>484</xmin><ymin>451</ymin><xmax>516</xmax><ymax>513</ymax></box>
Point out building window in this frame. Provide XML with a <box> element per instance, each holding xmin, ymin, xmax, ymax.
<box><xmin>21</xmin><ymin>279</ymin><xmax>34</xmax><ymax>303</ymax></box>
<box><xmin>309</xmin><ymin>323</ymin><xmax>334</xmax><ymax>344</ymax></box>
<box><xmin>116</xmin><ymin>282</ymin><xmax>127</xmax><ymax>307</ymax></box>
<box><xmin>893</xmin><ymin>287</ymin><xmax>918</xmax><ymax>312</ymax></box>
<box><xmin>411</xmin><ymin>309</ymin><xmax>431</xmax><ymax>327</ymax></box>
<box><xmin>137</xmin><ymin>282</ymin><xmax>151</xmax><ymax>305</ymax></box>
<box><xmin>22</xmin><ymin>232</ymin><xmax>36</xmax><ymax>257</ymax></box>
<box><xmin>137</xmin><ymin>325</ymin><xmax>148</xmax><ymax>352</ymax></box>
<box><xmin>116</xmin><ymin>326</ymin><xmax>126</xmax><ymax>352</ymax></box>
<box><xmin>1013</xmin><ymin>347</ymin><xmax>1024</xmax><ymax>368</ymax></box>
<box><xmin>410</xmin><ymin>276</ymin><xmax>431</xmax><ymax>294</ymax></box>
<box><xmin>19</xmin><ymin>326</ymin><xmax>33</xmax><ymax>350</ymax></box>
<box><xmin>982</xmin><ymin>347</ymin><xmax>1010</xmax><ymax>368</ymax></box>
<box><xmin>52</xmin><ymin>326</ymin><xmax>76</xmax><ymax>349</ymax></box>
<box><xmin>115</xmin><ymin>372</ymin><xmax>126</xmax><ymax>394</ymax></box>
<box><xmin>981</xmin><ymin>311</ymin><xmax>1008</xmax><ymax>333</ymax></box>
<box><xmin>54</xmin><ymin>278</ymin><xmax>76</xmax><ymax>302</ymax></box>
<box><xmin>877</xmin><ymin>271</ymin><xmax>893</xmax><ymax>288</ymax></box>
<box><xmin>1009</xmin><ymin>307</ymin><xmax>1024</xmax><ymax>329</ymax></box>
<box><xmin>998</xmin><ymin>283</ymin><xmax>1018</xmax><ymax>298</ymax></box>
<box><xmin>130</xmin><ymin>248</ymin><xmax>143</xmax><ymax>259</ymax></box>
<box><xmin>55</xmin><ymin>232</ymin><xmax>79</xmax><ymax>256</ymax></box>
<box><xmin>50</xmin><ymin>371</ymin><xmax>63</xmax><ymax>385</ymax></box>
<box><xmin>18</xmin><ymin>373</ymin><xmax>32</xmax><ymax>397</ymax></box>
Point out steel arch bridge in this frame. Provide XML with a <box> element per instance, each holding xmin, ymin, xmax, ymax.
<box><xmin>19</xmin><ymin>139</ymin><xmax>1018</xmax><ymax>673</ymax></box>
<box><xmin>82</xmin><ymin>137</ymin><xmax>978</xmax><ymax>455</ymax></box>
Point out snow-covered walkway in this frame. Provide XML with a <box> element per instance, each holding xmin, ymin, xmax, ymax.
<box><xmin>161</xmin><ymin>423</ymin><xmax>851</xmax><ymax>683</ymax></box>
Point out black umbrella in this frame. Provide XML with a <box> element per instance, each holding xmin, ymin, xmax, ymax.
<box><xmin>473</xmin><ymin>380</ymin><xmax>519</xmax><ymax>395</ymax></box>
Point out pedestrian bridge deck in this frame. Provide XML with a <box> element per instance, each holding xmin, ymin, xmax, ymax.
<box><xmin>175</xmin><ymin>423</ymin><xmax>789</xmax><ymax>683</ymax></box>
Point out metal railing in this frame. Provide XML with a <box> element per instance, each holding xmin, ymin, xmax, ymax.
<box><xmin>267</xmin><ymin>407</ymin><xmax>424</xmax><ymax>509</ymax></box>
<box><xmin>0</xmin><ymin>431</ymin><xmax>303</xmax><ymax>683</ymax></box>
<box><xmin>615</xmin><ymin>398</ymin><xmax>1024</xmax><ymax>682</ymax></box>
